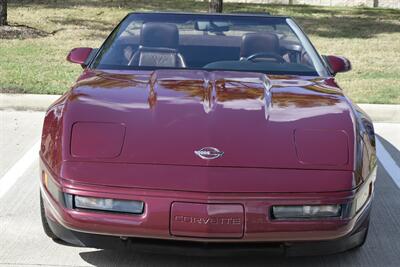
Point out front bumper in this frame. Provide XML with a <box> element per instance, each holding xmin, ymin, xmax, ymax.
<box><xmin>46</xmin><ymin>201</ymin><xmax>370</xmax><ymax>256</ymax></box>
<box><xmin>40</xmin><ymin>160</ymin><xmax>375</xmax><ymax>255</ymax></box>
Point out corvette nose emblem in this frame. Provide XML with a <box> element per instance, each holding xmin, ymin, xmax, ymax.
<box><xmin>194</xmin><ymin>147</ymin><xmax>224</xmax><ymax>160</ymax></box>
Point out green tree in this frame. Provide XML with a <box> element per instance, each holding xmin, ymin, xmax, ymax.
<box><xmin>0</xmin><ymin>0</ymin><xmax>7</xmax><ymax>26</ymax></box>
<box><xmin>209</xmin><ymin>0</ymin><xmax>223</xmax><ymax>13</ymax></box>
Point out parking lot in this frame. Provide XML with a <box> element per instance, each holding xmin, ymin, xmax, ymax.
<box><xmin>0</xmin><ymin>107</ymin><xmax>399</xmax><ymax>267</ymax></box>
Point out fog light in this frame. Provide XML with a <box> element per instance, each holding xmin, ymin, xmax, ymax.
<box><xmin>74</xmin><ymin>196</ymin><xmax>144</xmax><ymax>214</ymax></box>
<box><xmin>272</xmin><ymin>205</ymin><xmax>341</xmax><ymax>219</ymax></box>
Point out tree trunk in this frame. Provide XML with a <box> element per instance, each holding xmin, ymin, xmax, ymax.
<box><xmin>0</xmin><ymin>0</ymin><xmax>7</xmax><ymax>26</ymax></box>
<box><xmin>373</xmin><ymin>0</ymin><xmax>379</xmax><ymax>8</ymax></box>
<box><xmin>209</xmin><ymin>0</ymin><xmax>223</xmax><ymax>13</ymax></box>
<box><xmin>289</xmin><ymin>0</ymin><xmax>294</xmax><ymax>5</ymax></box>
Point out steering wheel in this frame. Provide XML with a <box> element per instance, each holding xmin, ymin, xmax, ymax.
<box><xmin>245</xmin><ymin>52</ymin><xmax>285</xmax><ymax>64</ymax></box>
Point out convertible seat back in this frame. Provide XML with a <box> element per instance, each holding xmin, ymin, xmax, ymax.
<box><xmin>129</xmin><ymin>22</ymin><xmax>186</xmax><ymax>68</ymax></box>
<box><xmin>239</xmin><ymin>32</ymin><xmax>280</xmax><ymax>60</ymax></box>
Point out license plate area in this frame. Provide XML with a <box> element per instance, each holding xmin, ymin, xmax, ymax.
<box><xmin>170</xmin><ymin>202</ymin><xmax>244</xmax><ymax>238</ymax></box>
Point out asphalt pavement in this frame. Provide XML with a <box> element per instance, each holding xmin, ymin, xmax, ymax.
<box><xmin>0</xmin><ymin>103</ymin><xmax>399</xmax><ymax>267</ymax></box>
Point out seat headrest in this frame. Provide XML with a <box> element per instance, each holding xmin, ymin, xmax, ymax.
<box><xmin>140</xmin><ymin>22</ymin><xmax>179</xmax><ymax>49</ymax></box>
<box><xmin>240</xmin><ymin>33</ymin><xmax>280</xmax><ymax>58</ymax></box>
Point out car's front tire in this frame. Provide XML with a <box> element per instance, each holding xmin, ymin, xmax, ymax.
<box><xmin>351</xmin><ymin>216</ymin><xmax>370</xmax><ymax>250</ymax></box>
<box><xmin>40</xmin><ymin>192</ymin><xmax>60</xmax><ymax>240</ymax></box>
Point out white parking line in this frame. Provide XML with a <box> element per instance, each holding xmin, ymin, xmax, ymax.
<box><xmin>0</xmin><ymin>141</ymin><xmax>40</xmax><ymax>199</ymax></box>
<box><xmin>376</xmin><ymin>138</ymin><xmax>400</xmax><ymax>189</ymax></box>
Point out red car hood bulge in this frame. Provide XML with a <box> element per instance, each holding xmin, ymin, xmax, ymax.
<box><xmin>62</xmin><ymin>69</ymin><xmax>355</xmax><ymax>172</ymax></box>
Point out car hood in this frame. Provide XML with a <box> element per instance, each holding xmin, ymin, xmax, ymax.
<box><xmin>60</xmin><ymin>69</ymin><xmax>355</xmax><ymax>172</ymax></box>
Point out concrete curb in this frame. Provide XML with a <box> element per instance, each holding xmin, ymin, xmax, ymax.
<box><xmin>0</xmin><ymin>94</ymin><xmax>399</xmax><ymax>123</ymax></box>
<box><xmin>0</xmin><ymin>94</ymin><xmax>61</xmax><ymax>112</ymax></box>
<box><xmin>358</xmin><ymin>104</ymin><xmax>400</xmax><ymax>124</ymax></box>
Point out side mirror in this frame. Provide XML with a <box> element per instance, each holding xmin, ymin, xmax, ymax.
<box><xmin>325</xmin><ymin>55</ymin><xmax>352</xmax><ymax>75</ymax></box>
<box><xmin>67</xmin><ymin>47</ymin><xmax>93</xmax><ymax>67</ymax></box>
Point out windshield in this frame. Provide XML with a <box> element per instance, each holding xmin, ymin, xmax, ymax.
<box><xmin>91</xmin><ymin>13</ymin><xmax>328</xmax><ymax>76</ymax></box>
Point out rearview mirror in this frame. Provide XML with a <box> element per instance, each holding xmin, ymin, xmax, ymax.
<box><xmin>325</xmin><ymin>55</ymin><xmax>352</xmax><ymax>75</ymax></box>
<box><xmin>194</xmin><ymin>21</ymin><xmax>230</xmax><ymax>32</ymax></box>
<box><xmin>67</xmin><ymin>47</ymin><xmax>93</xmax><ymax>67</ymax></box>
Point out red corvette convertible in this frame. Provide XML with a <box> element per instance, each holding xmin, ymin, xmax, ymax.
<box><xmin>39</xmin><ymin>12</ymin><xmax>377</xmax><ymax>256</ymax></box>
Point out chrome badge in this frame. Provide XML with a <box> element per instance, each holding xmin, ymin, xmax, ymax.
<box><xmin>194</xmin><ymin>147</ymin><xmax>224</xmax><ymax>160</ymax></box>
